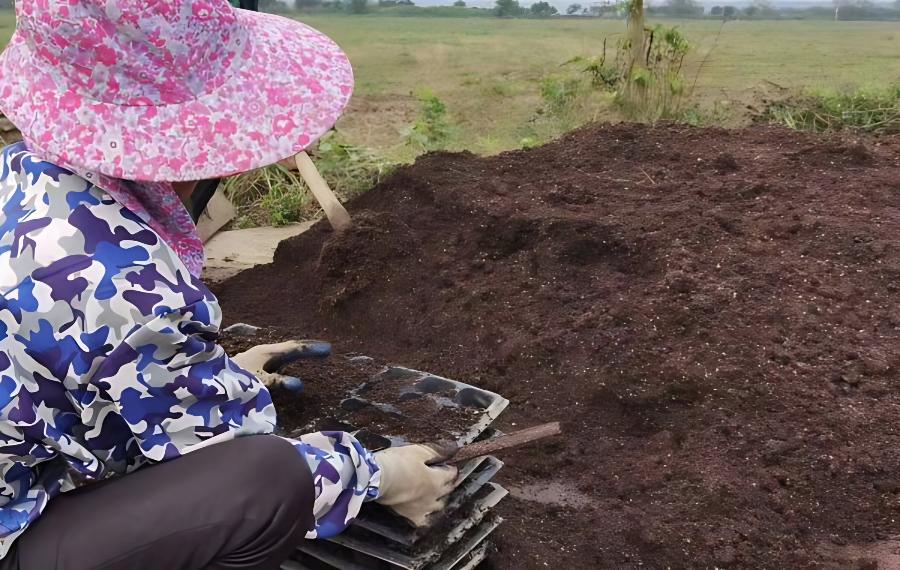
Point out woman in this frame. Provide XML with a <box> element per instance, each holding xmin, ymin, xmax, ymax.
<box><xmin>0</xmin><ymin>1</ymin><xmax>456</xmax><ymax>569</ymax></box>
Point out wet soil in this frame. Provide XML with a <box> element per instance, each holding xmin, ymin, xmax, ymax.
<box><xmin>213</xmin><ymin>123</ymin><xmax>900</xmax><ymax>569</ymax></box>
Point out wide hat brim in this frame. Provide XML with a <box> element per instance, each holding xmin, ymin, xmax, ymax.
<box><xmin>0</xmin><ymin>11</ymin><xmax>353</xmax><ymax>182</ymax></box>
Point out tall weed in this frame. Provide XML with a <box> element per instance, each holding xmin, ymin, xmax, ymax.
<box><xmin>557</xmin><ymin>25</ymin><xmax>693</xmax><ymax>124</ymax></box>
<box><xmin>617</xmin><ymin>25</ymin><xmax>691</xmax><ymax>121</ymax></box>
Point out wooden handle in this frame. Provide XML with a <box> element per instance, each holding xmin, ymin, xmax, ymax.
<box><xmin>294</xmin><ymin>151</ymin><xmax>352</xmax><ymax>232</ymax></box>
<box><xmin>447</xmin><ymin>422</ymin><xmax>562</xmax><ymax>465</ymax></box>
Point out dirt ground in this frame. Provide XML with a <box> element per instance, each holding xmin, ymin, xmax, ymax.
<box><xmin>213</xmin><ymin>123</ymin><xmax>900</xmax><ymax>569</ymax></box>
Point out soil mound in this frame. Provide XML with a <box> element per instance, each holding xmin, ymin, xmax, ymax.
<box><xmin>214</xmin><ymin>123</ymin><xmax>900</xmax><ymax>569</ymax></box>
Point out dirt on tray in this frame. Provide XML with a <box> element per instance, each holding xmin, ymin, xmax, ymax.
<box><xmin>219</xmin><ymin>331</ymin><xmax>480</xmax><ymax>444</ymax></box>
<box><xmin>219</xmin><ymin>330</ymin><xmax>381</xmax><ymax>434</ymax></box>
<box><xmin>342</xmin><ymin>392</ymin><xmax>479</xmax><ymax>445</ymax></box>
<box><xmin>213</xmin><ymin>123</ymin><xmax>900</xmax><ymax>569</ymax></box>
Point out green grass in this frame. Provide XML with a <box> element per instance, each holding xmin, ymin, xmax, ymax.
<box><xmin>1</xmin><ymin>11</ymin><xmax>897</xmax><ymax>158</ymax></box>
<box><xmin>0</xmin><ymin>12</ymin><xmax>13</xmax><ymax>46</ymax></box>
<box><xmin>292</xmin><ymin>15</ymin><xmax>900</xmax><ymax>158</ymax></box>
<box><xmin>762</xmin><ymin>86</ymin><xmax>900</xmax><ymax>133</ymax></box>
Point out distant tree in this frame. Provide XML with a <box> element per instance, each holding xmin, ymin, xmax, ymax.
<box><xmin>710</xmin><ymin>4</ymin><xmax>737</xmax><ymax>18</ymax></box>
<box><xmin>837</xmin><ymin>0</ymin><xmax>886</xmax><ymax>19</ymax></box>
<box><xmin>744</xmin><ymin>0</ymin><xmax>777</xmax><ymax>17</ymax></box>
<box><xmin>295</xmin><ymin>0</ymin><xmax>322</xmax><ymax>8</ymax></box>
<box><xmin>454</xmin><ymin>0</ymin><xmax>467</xmax><ymax>5</ymax></box>
<box><xmin>758</xmin><ymin>0</ymin><xmax>779</xmax><ymax>16</ymax></box>
<box><xmin>348</xmin><ymin>0</ymin><xmax>367</xmax><ymax>12</ymax></box>
<box><xmin>661</xmin><ymin>0</ymin><xmax>703</xmax><ymax>17</ymax></box>
<box><xmin>567</xmin><ymin>2</ymin><xmax>582</xmax><ymax>13</ymax></box>
<box><xmin>531</xmin><ymin>0</ymin><xmax>558</xmax><ymax>15</ymax></box>
<box><xmin>495</xmin><ymin>0</ymin><xmax>522</xmax><ymax>16</ymax></box>
<box><xmin>0</xmin><ymin>0</ymin><xmax>12</xmax><ymax>7</ymax></box>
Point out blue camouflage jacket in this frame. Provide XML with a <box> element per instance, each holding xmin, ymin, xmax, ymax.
<box><xmin>0</xmin><ymin>142</ymin><xmax>380</xmax><ymax>558</ymax></box>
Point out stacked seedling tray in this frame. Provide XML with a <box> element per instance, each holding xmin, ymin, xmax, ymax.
<box><xmin>282</xmin><ymin>361</ymin><xmax>509</xmax><ymax>570</ymax></box>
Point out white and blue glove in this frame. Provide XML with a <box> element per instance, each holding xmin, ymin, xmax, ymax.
<box><xmin>232</xmin><ymin>340</ymin><xmax>331</xmax><ymax>393</ymax></box>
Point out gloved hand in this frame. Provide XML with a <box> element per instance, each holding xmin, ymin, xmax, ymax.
<box><xmin>231</xmin><ymin>340</ymin><xmax>331</xmax><ymax>392</ymax></box>
<box><xmin>374</xmin><ymin>444</ymin><xmax>458</xmax><ymax>527</ymax></box>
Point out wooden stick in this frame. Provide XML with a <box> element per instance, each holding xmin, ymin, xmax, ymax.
<box><xmin>447</xmin><ymin>422</ymin><xmax>562</xmax><ymax>465</ymax></box>
<box><xmin>294</xmin><ymin>151</ymin><xmax>352</xmax><ymax>232</ymax></box>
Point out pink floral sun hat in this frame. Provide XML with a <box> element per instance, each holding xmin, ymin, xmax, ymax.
<box><xmin>0</xmin><ymin>0</ymin><xmax>354</xmax><ymax>182</ymax></box>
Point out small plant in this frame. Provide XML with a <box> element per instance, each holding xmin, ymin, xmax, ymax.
<box><xmin>540</xmin><ymin>76</ymin><xmax>583</xmax><ymax>117</ymax></box>
<box><xmin>526</xmin><ymin>71</ymin><xmax>608</xmax><ymax>145</ymax></box>
<box><xmin>520</xmin><ymin>136</ymin><xmax>539</xmax><ymax>149</ymax></box>
<box><xmin>311</xmin><ymin>133</ymin><xmax>396</xmax><ymax>200</ymax></box>
<box><xmin>762</xmin><ymin>87</ymin><xmax>900</xmax><ymax>134</ymax></box>
<box><xmin>563</xmin><ymin>47</ymin><xmax>620</xmax><ymax>88</ymax></box>
<box><xmin>405</xmin><ymin>90</ymin><xmax>453</xmax><ymax>152</ymax></box>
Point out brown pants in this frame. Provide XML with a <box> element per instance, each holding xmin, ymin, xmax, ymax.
<box><xmin>0</xmin><ymin>435</ymin><xmax>314</xmax><ymax>570</ymax></box>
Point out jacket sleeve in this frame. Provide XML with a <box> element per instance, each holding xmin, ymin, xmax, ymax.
<box><xmin>90</xmin><ymin>289</ymin><xmax>381</xmax><ymax>538</ymax></box>
<box><xmin>0</xmin><ymin>363</ymin><xmax>69</xmax><ymax>553</ymax></box>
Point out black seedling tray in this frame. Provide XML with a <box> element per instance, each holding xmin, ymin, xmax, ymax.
<box><xmin>288</xmin><ymin>362</ymin><xmax>508</xmax><ymax>450</ymax></box>
<box><xmin>285</xmin><ymin>359</ymin><xmax>509</xmax><ymax>570</ymax></box>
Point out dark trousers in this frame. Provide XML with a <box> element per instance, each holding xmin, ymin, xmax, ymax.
<box><xmin>0</xmin><ymin>435</ymin><xmax>314</xmax><ymax>570</ymax></box>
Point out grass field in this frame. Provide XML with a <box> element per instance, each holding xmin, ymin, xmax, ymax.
<box><xmin>1</xmin><ymin>12</ymin><xmax>898</xmax><ymax>159</ymax></box>
<box><xmin>297</xmin><ymin>15</ymin><xmax>900</xmax><ymax>158</ymax></box>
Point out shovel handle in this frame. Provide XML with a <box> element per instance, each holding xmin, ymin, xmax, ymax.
<box><xmin>445</xmin><ymin>422</ymin><xmax>562</xmax><ymax>465</ymax></box>
<box><xmin>294</xmin><ymin>151</ymin><xmax>352</xmax><ymax>232</ymax></box>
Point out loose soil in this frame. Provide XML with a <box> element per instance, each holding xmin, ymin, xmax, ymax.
<box><xmin>213</xmin><ymin>123</ymin><xmax>900</xmax><ymax>569</ymax></box>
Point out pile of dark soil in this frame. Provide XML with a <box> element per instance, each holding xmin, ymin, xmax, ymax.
<box><xmin>214</xmin><ymin>123</ymin><xmax>900</xmax><ymax>569</ymax></box>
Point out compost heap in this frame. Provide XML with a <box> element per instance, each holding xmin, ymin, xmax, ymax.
<box><xmin>214</xmin><ymin>123</ymin><xmax>900</xmax><ymax>569</ymax></box>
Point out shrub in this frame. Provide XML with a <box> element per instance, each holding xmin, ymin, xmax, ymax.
<box><xmin>495</xmin><ymin>0</ymin><xmax>522</xmax><ymax>17</ymax></box>
<box><xmin>617</xmin><ymin>25</ymin><xmax>691</xmax><ymax>121</ymax></box>
<box><xmin>530</xmin><ymin>1</ymin><xmax>558</xmax><ymax>16</ymax></box>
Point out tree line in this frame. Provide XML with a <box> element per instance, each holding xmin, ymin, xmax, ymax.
<box><xmin>553</xmin><ymin>0</ymin><xmax>900</xmax><ymax>20</ymax></box>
